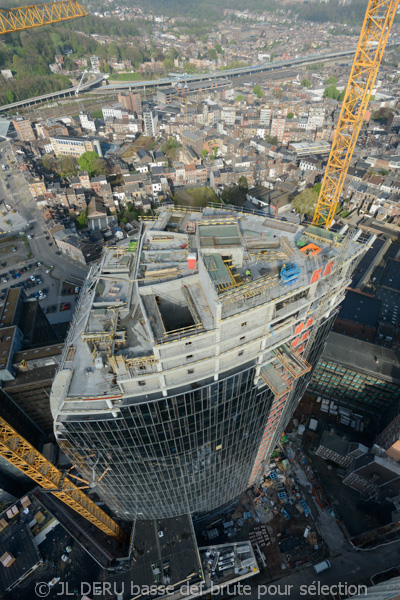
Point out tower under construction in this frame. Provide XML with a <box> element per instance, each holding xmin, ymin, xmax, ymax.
<box><xmin>50</xmin><ymin>208</ymin><xmax>369</xmax><ymax>521</ymax></box>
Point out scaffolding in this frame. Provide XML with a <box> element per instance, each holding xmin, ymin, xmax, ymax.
<box><xmin>272</xmin><ymin>344</ymin><xmax>311</xmax><ymax>379</ymax></box>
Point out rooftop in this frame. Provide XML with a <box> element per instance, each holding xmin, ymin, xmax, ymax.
<box><xmin>380</xmin><ymin>258</ymin><xmax>400</xmax><ymax>292</ymax></box>
<box><xmin>0</xmin><ymin>288</ymin><xmax>21</xmax><ymax>328</ymax></box>
<box><xmin>323</xmin><ymin>332</ymin><xmax>400</xmax><ymax>382</ymax></box>
<box><xmin>0</xmin><ymin>493</ymin><xmax>48</xmax><ymax>594</ymax></box>
<box><xmin>338</xmin><ymin>290</ymin><xmax>381</xmax><ymax>326</ymax></box>
<box><xmin>0</xmin><ymin>523</ymin><xmax>41</xmax><ymax>593</ymax></box>
<box><xmin>109</xmin><ymin>514</ymin><xmax>202</xmax><ymax>600</ymax></box>
<box><xmin>52</xmin><ymin>207</ymin><xmax>367</xmax><ymax>409</ymax></box>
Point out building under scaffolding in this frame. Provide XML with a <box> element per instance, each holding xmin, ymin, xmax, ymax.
<box><xmin>50</xmin><ymin>207</ymin><xmax>370</xmax><ymax>522</ymax></box>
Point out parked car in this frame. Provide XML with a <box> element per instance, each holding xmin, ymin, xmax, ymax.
<box><xmin>61</xmin><ymin>303</ymin><xmax>71</xmax><ymax>311</ymax></box>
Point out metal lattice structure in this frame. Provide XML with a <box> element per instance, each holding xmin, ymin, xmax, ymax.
<box><xmin>312</xmin><ymin>0</ymin><xmax>399</xmax><ymax>230</ymax></box>
<box><xmin>0</xmin><ymin>417</ymin><xmax>124</xmax><ymax>541</ymax></box>
<box><xmin>0</xmin><ymin>0</ymin><xmax>87</xmax><ymax>35</ymax></box>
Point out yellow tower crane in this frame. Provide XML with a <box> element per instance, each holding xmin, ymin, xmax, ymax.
<box><xmin>312</xmin><ymin>0</ymin><xmax>399</xmax><ymax>230</ymax></box>
<box><xmin>0</xmin><ymin>1</ymin><xmax>128</xmax><ymax>546</ymax></box>
<box><xmin>0</xmin><ymin>0</ymin><xmax>87</xmax><ymax>35</ymax></box>
<box><xmin>0</xmin><ymin>417</ymin><xmax>125</xmax><ymax>541</ymax></box>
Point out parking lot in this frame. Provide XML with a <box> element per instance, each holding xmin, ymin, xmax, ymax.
<box><xmin>0</xmin><ymin>241</ymin><xmax>81</xmax><ymax>326</ymax></box>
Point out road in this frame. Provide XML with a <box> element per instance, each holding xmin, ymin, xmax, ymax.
<box><xmin>225</xmin><ymin>542</ymin><xmax>400</xmax><ymax>600</ymax></box>
<box><xmin>0</xmin><ymin>72</ymin><xmax>106</xmax><ymax>112</ymax></box>
<box><xmin>1</xmin><ymin>44</ymin><xmax>393</xmax><ymax>113</ymax></box>
<box><xmin>0</xmin><ymin>140</ymin><xmax>88</xmax><ymax>322</ymax></box>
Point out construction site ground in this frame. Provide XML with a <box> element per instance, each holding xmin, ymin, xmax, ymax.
<box><xmin>194</xmin><ymin>441</ymin><xmax>339</xmax><ymax>582</ymax></box>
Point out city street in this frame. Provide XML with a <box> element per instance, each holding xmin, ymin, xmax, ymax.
<box><xmin>0</xmin><ymin>140</ymin><xmax>89</xmax><ymax>323</ymax></box>
<box><xmin>228</xmin><ymin>542</ymin><xmax>400</xmax><ymax>600</ymax></box>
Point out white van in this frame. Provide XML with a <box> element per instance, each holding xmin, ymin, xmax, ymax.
<box><xmin>313</xmin><ymin>560</ymin><xmax>331</xmax><ymax>574</ymax></box>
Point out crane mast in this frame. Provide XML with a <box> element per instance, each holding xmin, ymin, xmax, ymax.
<box><xmin>0</xmin><ymin>417</ymin><xmax>125</xmax><ymax>541</ymax></box>
<box><xmin>0</xmin><ymin>0</ymin><xmax>87</xmax><ymax>35</ymax></box>
<box><xmin>312</xmin><ymin>0</ymin><xmax>399</xmax><ymax>230</ymax></box>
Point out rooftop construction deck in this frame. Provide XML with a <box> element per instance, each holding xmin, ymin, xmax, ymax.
<box><xmin>51</xmin><ymin>207</ymin><xmax>369</xmax><ymax>420</ymax></box>
<box><xmin>50</xmin><ymin>206</ymin><xmax>372</xmax><ymax>522</ymax></box>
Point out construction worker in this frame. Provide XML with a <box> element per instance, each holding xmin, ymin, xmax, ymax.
<box><xmin>245</xmin><ymin>269</ymin><xmax>251</xmax><ymax>277</ymax></box>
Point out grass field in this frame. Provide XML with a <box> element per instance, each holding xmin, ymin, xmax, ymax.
<box><xmin>108</xmin><ymin>72</ymin><xmax>146</xmax><ymax>82</ymax></box>
<box><xmin>174</xmin><ymin>187</ymin><xmax>220</xmax><ymax>208</ymax></box>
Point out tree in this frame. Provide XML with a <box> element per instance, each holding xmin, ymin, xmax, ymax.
<box><xmin>215</xmin><ymin>44</ymin><xmax>224</xmax><ymax>54</ymax></box>
<box><xmin>201</xmin><ymin>149</ymin><xmax>208</xmax><ymax>160</ymax></box>
<box><xmin>182</xmin><ymin>61</ymin><xmax>196</xmax><ymax>73</ymax></box>
<box><xmin>265</xmin><ymin>134</ymin><xmax>278</xmax><ymax>145</ymax></box>
<box><xmin>238</xmin><ymin>176</ymin><xmax>248</xmax><ymax>190</ymax></box>
<box><xmin>41</xmin><ymin>154</ymin><xmax>54</xmax><ymax>172</ymax></box>
<box><xmin>324</xmin><ymin>85</ymin><xmax>341</xmax><ymax>100</ymax></box>
<box><xmin>301</xmin><ymin>79</ymin><xmax>311</xmax><ymax>88</ymax></box>
<box><xmin>235</xmin><ymin>94</ymin><xmax>244</xmax><ymax>102</ymax></box>
<box><xmin>221</xmin><ymin>185</ymin><xmax>246</xmax><ymax>207</ymax></box>
<box><xmin>76</xmin><ymin>210</ymin><xmax>88</xmax><ymax>229</ymax></box>
<box><xmin>287</xmin><ymin>112</ymin><xmax>294</xmax><ymax>119</ymax></box>
<box><xmin>292</xmin><ymin>187</ymin><xmax>319</xmax><ymax>217</ymax></box>
<box><xmin>253</xmin><ymin>84</ymin><xmax>263</xmax><ymax>98</ymax></box>
<box><xmin>59</xmin><ymin>156</ymin><xmax>78</xmax><ymax>177</ymax></box>
<box><xmin>162</xmin><ymin>55</ymin><xmax>174</xmax><ymax>71</ymax></box>
<box><xmin>92</xmin><ymin>158</ymin><xmax>109</xmax><ymax>176</ymax></box>
<box><xmin>161</xmin><ymin>136</ymin><xmax>181</xmax><ymax>162</ymax></box>
<box><xmin>207</xmin><ymin>48</ymin><xmax>218</xmax><ymax>61</ymax></box>
<box><xmin>78</xmin><ymin>151</ymin><xmax>100</xmax><ymax>175</ymax></box>
<box><xmin>6</xmin><ymin>90</ymin><xmax>14</xmax><ymax>103</ymax></box>
<box><xmin>326</xmin><ymin>76</ymin><xmax>337</xmax><ymax>85</ymax></box>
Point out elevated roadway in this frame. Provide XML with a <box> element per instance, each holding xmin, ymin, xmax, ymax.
<box><xmin>98</xmin><ymin>41</ymin><xmax>400</xmax><ymax>92</ymax></box>
<box><xmin>0</xmin><ymin>72</ymin><xmax>106</xmax><ymax>112</ymax></box>
<box><xmin>1</xmin><ymin>40</ymin><xmax>399</xmax><ymax>112</ymax></box>
<box><xmin>101</xmin><ymin>48</ymin><xmax>357</xmax><ymax>92</ymax></box>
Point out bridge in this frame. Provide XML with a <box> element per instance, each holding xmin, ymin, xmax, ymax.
<box><xmin>1</xmin><ymin>41</ymin><xmax>399</xmax><ymax>112</ymax></box>
<box><xmin>101</xmin><ymin>48</ymin><xmax>358</xmax><ymax>92</ymax></box>
<box><xmin>0</xmin><ymin>73</ymin><xmax>106</xmax><ymax>112</ymax></box>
